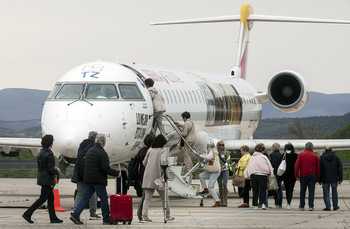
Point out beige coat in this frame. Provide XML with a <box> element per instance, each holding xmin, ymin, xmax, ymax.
<box><xmin>142</xmin><ymin>147</ymin><xmax>169</xmax><ymax>190</ymax></box>
<box><xmin>177</xmin><ymin>119</ymin><xmax>196</xmax><ymax>143</ymax></box>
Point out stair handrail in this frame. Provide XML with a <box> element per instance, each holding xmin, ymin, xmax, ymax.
<box><xmin>163</xmin><ymin>114</ymin><xmax>201</xmax><ymax>164</ymax></box>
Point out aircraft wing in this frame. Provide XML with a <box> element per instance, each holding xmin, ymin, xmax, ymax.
<box><xmin>0</xmin><ymin>138</ymin><xmax>42</xmax><ymax>156</ymax></box>
<box><xmin>224</xmin><ymin>139</ymin><xmax>350</xmax><ymax>152</ymax></box>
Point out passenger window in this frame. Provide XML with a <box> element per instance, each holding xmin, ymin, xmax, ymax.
<box><xmin>196</xmin><ymin>91</ymin><xmax>202</xmax><ymax>103</ymax></box>
<box><xmin>176</xmin><ymin>90</ymin><xmax>182</xmax><ymax>104</ymax></box>
<box><xmin>55</xmin><ymin>84</ymin><xmax>84</xmax><ymax>99</ymax></box>
<box><xmin>166</xmin><ymin>90</ymin><xmax>173</xmax><ymax>104</ymax></box>
<box><xmin>86</xmin><ymin>84</ymin><xmax>119</xmax><ymax>99</ymax></box>
<box><xmin>119</xmin><ymin>84</ymin><xmax>143</xmax><ymax>100</ymax></box>
<box><xmin>48</xmin><ymin>84</ymin><xmax>61</xmax><ymax>99</ymax></box>
<box><xmin>171</xmin><ymin>90</ymin><xmax>177</xmax><ymax>104</ymax></box>
<box><xmin>192</xmin><ymin>91</ymin><xmax>198</xmax><ymax>104</ymax></box>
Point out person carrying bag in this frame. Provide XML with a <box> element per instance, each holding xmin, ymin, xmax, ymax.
<box><xmin>195</xmin><ymin>141</ymin><xmax>222</xmax><ymax>207</ymax></box>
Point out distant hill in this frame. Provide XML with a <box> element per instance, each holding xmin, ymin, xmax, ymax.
<box><xmin>254</xmin><ymin>112</ymin><xmax>350</xmax><ymax>139</ymax></box>
<box><xmin>0</xmin><ymin>88</ymin><xmax>49</xmax><ymax>121</ymax></box>
<box><xmin>262</xmin><ymin>92</ymin><xmax>350</xmax><ymax>119</ymax></box>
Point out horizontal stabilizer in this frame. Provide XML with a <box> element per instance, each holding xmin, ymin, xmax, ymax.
<box><xmin>151</xmin><ymin>15</ymin><xmax>350</xmax><ymax>26</ymax></box>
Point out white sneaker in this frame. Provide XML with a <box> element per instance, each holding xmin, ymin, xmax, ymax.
<box><xmin>254</xmin><ymin>206</ymin><xmax>258</xmax><ymax>210</ymax></box>
<box><xmin>287</xmin><ymin>204</ymin><xmax>291</xmax><ymax>210</ymax></box>
<box><xmin>262</xmin><ymin>204</ymin><xmax>267</xmax><ymax>210</ymax></box>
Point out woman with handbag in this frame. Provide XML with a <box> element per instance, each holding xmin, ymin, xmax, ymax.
<box><xmin>216</xmin><ymin>140</ymin><xmax>230</xmax><ymax>207</ymax></box>
<box><xmin>244</xmin><ymin>143</ymin><xmax>274</xmax><ymax>210</ymax></box>
<box><xmin>280</xmin><ymin>143</ymin><xmax>298</xmax><ymax>210</ymax></box>
<box><xmin>195</xmin><ymin>141</ymin><xmax>221</xmax><ymax>207</ymax></box>
<box><xmin>141</xmin><ymin>135</ymin><xmax>174</xmax><ymax>222</ymax></box>
<box><xmin>236</xmin><ymin>145</ymin><xmax>251</xmax><ymax>208</ymax></box>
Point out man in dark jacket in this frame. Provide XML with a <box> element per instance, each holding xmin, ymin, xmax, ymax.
<box><xmin>319</xmin><ymin>146</ymin><xmax>343</xmax><ymax>211</ymax></box>
<box><xmin>270</xmin><ymin>143</ymin><xmax>283</xmax><ymax>208</ymax></box>
<box><xmin>22</xmin><ymin>135</ymin><xmax>63</xmax><ymax>224</ymax></box>
<box><xmin>71</xmin><ymin>131</ymin><xmax>100</xmax><ymax>220</ymax></box>
<box><xmin>70</xmin><ymin>134</ymin><xmax>121</xmax><ymax>225</ymax></box>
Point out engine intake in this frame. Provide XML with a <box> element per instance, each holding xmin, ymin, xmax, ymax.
<box><xmin>267</xmin><ymin>70</ymin><xmax>309</xmax><ymax>113</ymax></box>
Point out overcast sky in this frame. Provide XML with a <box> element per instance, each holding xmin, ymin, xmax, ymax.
<box><xmin>0</xmin><ymin>0</ymin><xmax>349</xmax><ymax>94</ymax></box>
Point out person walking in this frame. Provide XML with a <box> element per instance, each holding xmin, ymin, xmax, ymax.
<box><xmin>195</xmin><ymin>141</ymin><xmax>221</xmax><ymax>207</ymax></box>
<box><xmin>280</xmin><ymin>143</ymin><xmax>298</xmax><ymax>210</ymax></box>
<box><xmin>22</xmin><ymin>135</ymin><xmax>63</xmax><ymax>224</ymax></box>
<box><xmin>70</xmin><ymin>134</ymin><xmax>121</xmax><ymax>225</ymax></box>
<box><xmin>174</xmin><ymin>111</ymin><xmax>196</xmax><ymax>173</ymax></box>
<box><xmin>216</xmin><ymin>140</ymin><xmax>230</xmax><ymax>207</ymax></box>
<box><xmin>319</xmin><ymin>146</ymin><xmax>343</xmax><ymax>211</ymax></box>
<box><xmin>145</xmin><ymin>78</ymin><xmax>166</xmax><ymax>137</ymax></box>
<box><xmin>71</xmin><ymin>131</ymin><xmax>100</xmax><ymax>220</ymax></box>
<box><xmin>141</xmin><ymin>134</ymin><xmax>174</xmax><ymax>222</ymax></box>
<box><xmin>244</xmin><ymin>143</ymin><xmax>274</xmax><ymax>210</ymax></box>
<box><xmin>237</xmin><ymin>145</ymin><xmax>251</xmax><ymax>208</ymax></box>
<box><xmin>270</xmin><ymin>143</ymin><xmax>283</xmax><ymax>208</ymax></box>
<box><xmin>136</xmin><ymin>134</ymin><xmax>155</xmax><ymax>221</ymax></box>
<box><xmin>295</xmin><ymin>142</ymin><xmax>320</xmax><ymax>211</ymax></box>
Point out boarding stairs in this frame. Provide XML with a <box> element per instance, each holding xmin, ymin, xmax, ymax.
<box><xmin>162</xmin><ymin>115</ymin><xmax>204</xmax><ymax>199</ymax></box>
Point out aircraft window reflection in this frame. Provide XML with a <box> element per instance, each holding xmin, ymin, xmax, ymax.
<box><xmin>48</xmin><ymin>84</ymin><xmax>61</xmax><ymax>99</ymax></box>
<box><xmin>86</xmin><ymin>84</ymin><xmax>119</xmax><ymax>99</ymax></box>
<box><xmin>119</xmin><ymin>84</ymin><xmax>143</xmax><ymax>100</ymax></box>
<box><xmin>55</xmin><ymin>84</ymin><xmax>84</xmax><ymax>99</ymax></box>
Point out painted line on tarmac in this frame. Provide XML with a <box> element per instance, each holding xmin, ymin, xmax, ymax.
<box><xmin>183</xmin><ymin>202</ymin><xmax>300</xmax><ymax>223</ymax></box>
<box><xmin>183</xmin><ymin>209</ymin><xmax>257</xmax><ymax>223</ymax></box>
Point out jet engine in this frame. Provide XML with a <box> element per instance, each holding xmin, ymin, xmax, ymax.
<box><xmin>267</xmin><ymin>70</ymin><xmax>309</xmax><ymax>113</ymax></box>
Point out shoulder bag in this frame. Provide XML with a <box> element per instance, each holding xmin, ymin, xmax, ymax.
<box><xmin>202</xmin><ymin>150</ymin><xmax>220</xmax><ymax>173</ymax></box>
<box><xmin>267</xmin><ymin>176</ymin><xmax>278</xmax><ymax>190</ymax></box>
<box><xmin>277</xmin><ymin>153</ymin><xmax>287</xmax><ymax>176</ymax></box>
<box><xmin>232</xmin><ymin>167</ymin><xmax>245</xmax><ymax>188</ymax></box>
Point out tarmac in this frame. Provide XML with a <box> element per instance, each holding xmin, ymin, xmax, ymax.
<box><xmin>0</xmin><ymin>178</ymin><xmax>350</xmax><ymax>229</ymax></box>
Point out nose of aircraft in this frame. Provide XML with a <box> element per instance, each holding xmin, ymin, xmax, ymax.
<box><xmin>51</xmin><ymin>121</ymin><xmax>94</xmax><ymax>158</ymax></box>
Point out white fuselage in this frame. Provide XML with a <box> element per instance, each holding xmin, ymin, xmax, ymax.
<box><xmin>41</xmin><ymin>61</ymin><xmax>261</xmax><ymax>164</ymax></box>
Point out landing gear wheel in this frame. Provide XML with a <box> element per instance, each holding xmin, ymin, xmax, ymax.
<box><xmin>123</xmin><ymin>221</ymin><xmax>126</xmax><ymax>225</ymax></box>
<box><xmin>128</xmin><ymin>221</ymin><xmax>132</xmax><ymax>225</ymax></box>
<box><xmin>200</xmin><ymin>199</ymin><xmax>204</xmax><ymax>207</ymax></box>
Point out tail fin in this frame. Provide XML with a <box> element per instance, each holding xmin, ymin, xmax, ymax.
<box><xmin>151</xmin><ymin>4</ymin><xmax>350</xmax><ymax>79</ymax></box>
<box><xmin>231</xmin><ymin>3</ymin><xmax>253</xmax><ymax>79</ymax></box>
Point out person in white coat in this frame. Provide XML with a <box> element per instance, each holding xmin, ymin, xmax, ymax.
<box><xmin>145</xmin><ymin>78</ymin><xmax>166</xmax><ymax>137</ymax></box>
<box><xmin>141</xmin><ymin>134</ymin><xmax>174</xmax><ymax>222</ymax></box>
<box><xmin>195</xmin><ymin>141</ymin><xmax>221</xmax><ymax>207</ymax></box>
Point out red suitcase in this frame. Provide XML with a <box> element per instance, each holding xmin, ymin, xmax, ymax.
<box><xmin>110</xmin><ymin>194</ymin><xmax>133</xmax><ymax>225</ymax></box>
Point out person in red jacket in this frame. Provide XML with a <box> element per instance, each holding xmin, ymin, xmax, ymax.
<box><xmin>294</xmin><ymin>142</ymin><xmax>320</xmax><ymax>211</ymax></box>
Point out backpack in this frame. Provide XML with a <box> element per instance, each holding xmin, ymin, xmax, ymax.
<box><xmin>128</xmin><ymin>153</ymin><xmax>141</xmax><ymax>180</ymax></box>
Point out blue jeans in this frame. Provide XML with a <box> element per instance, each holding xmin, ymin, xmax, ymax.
<box><xmin>300</xmin><ymin>174</ymin><xmax>316</xmax><ymax>208</ymax></box>
<box><xmin>74</xmin><ymin>184</ymin><xmax>110</xmax><ymax>222</ymax></box>
<box><xmin>199</xmin><ymin>171</ymin><xmax>220</xmax><ymax>202</ymax></box>
<box><xmin>322</xmin><ymin>183</ymin><xmax>338</xmax><ymax>209</ymax></box>
<box><xmin>217</xmin><ymin>169</ymin><xmax>229</xmax><ymax>189</ymax></box>
<box><xmin>274</xmin><ymin>177</ymin><xmax>283</xmax><ymax>206</ymax></box>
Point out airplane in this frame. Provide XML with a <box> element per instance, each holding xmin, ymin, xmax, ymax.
<box><xmin>1</xmin><ymin>3</ymin><xmax>350</xmax><ymax>198</ymax></box>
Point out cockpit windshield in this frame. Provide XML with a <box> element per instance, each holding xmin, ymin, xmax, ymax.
<box><xmin>119</xmin><ymin>84</ymin><xmax>143</xmax><ymax>99</ymax></box>
<box><xmin>86</xmin><ymin>84</ymin><xmax>119</xmax><ymax>99</ymax></box>
<box><xmin>47</xmin><ymin>84</ymin><xmax>61</xmax><ymax>99</ymax></box>
<box><xmin>48</xmin><ymin>82</ymin><xmax>144</xmax><ymax>101</ymax></box>
<box><xmin>55</xmin><ymin>84</ymin><xmax>84</xmax><ymax>99</ymax></box>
